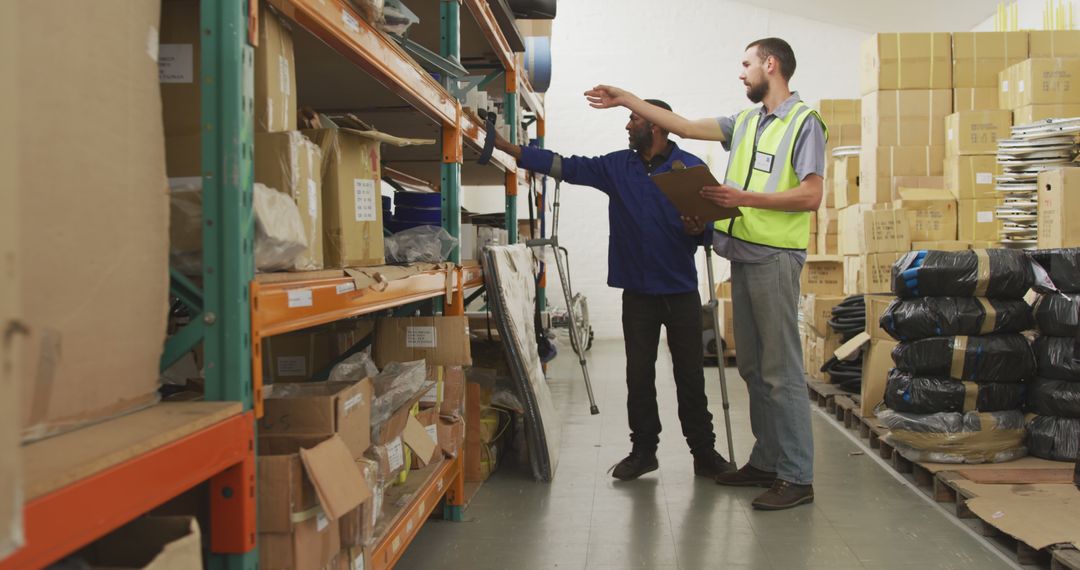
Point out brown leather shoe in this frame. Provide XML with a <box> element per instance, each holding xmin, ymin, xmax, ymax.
<box><xmin>715</xmin><ymin>464</ymin><xmax>777</xmax><ymax>487</ymax></box>
<box><xmin>751</xmin><ymin>479</ymin><xmax>814</xmax><ymax>510</ymax></box>
<box><xmin>693</xmin><ymin>450</ymin><xmax>736</xmax><ymax>478</ymax></box>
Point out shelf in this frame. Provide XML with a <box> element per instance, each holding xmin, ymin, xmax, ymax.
<box><xmin>1</xmin><ymin>403</ymin><xmax>254</xmax><ymax>570</ymax></box>
<box><xmin>518</xmin><ymin>74</ymin><xmax>545</xmax><ymax>120</ymax></box>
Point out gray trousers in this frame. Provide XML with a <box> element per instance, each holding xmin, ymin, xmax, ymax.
<box><xmin>731</xmin><ymin>253</ymin><xmax>814</xmax><ymax>485</ymax></box>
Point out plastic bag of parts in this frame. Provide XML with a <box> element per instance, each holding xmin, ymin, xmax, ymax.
<box><xmin>892</xmin><ymin>249</ymin><xmax>1034</xmax><ymax>299</ymax></box>
<box><xmin>168</xmin><ymin>179</ymin><xmax>204</xmax><ymax>275</ymax></box>
<box><xmin>884</xmin><ymin>370</ymin><xmax>1026</xmax><ymax>414</ymax></box>
<box><xmin>1033</xmin><ymin>293</ymin><xmax>1080</xmax><ymax>337</ymax></box>
<box><xmin>380</xmin><ymin>0</ymin><xmax>419</xmax><ymax>35</ymax></box>
<box><xmin>1034</xmin><ymin>336</ymin><xmax>1080</xmax><ymax>380</ymax></box>
<box><xmin>1030</xmin><ymin>249</ymin><xmax>1080</xmax><ymax>293</ymax></box>
<box><xmin>384</xmin><ymin>225</ymin><xmax>459</xmax><ymax>264</ymax></box>
<box><xmin>1026</xmin><ymin>414</ymin><xmax>1080</xmax><ymax>461</ymax></box>
<box><xmin>891</xmin><ymin>334</ymin><xmax>1035</xmax><ymax>383</ymax></box>
<box><xmin>877</xmin><ymin>408</ymin><xmax>1027</xmax><ymax>463</ymax></box>
<box><xmin>371</xmin><ymin>360</ymin><xmax>430</xmax><ymax>426</ymax></box>
<box><xmin>880</xmin><ymin>297</ymin><xmax>1034</xmax><ymax>341</ymax></box>
<box><xmin>346</xmin><ymin>0</ymin><xmax>385</xmax><ymax>26</ymax></box>
<box><xmin>253</xmin><ymin>182</ymin><xmax>309</xmax><ymax>272</ymax></box>
<box><xmin>329</xmin><ymin>351</ymin><xmax>380</xmax><ymax>383</ymax></box>
<box><xmin>1027</xmin><ymin>377</ymin><xmax>1080</xmax><ymax>418</ymax></box>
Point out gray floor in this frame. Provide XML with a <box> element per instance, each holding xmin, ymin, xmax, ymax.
<box><xmin>397</xmin><ymin>338</ymin><xmax>1018</xmax><ymax>570</ymax></box>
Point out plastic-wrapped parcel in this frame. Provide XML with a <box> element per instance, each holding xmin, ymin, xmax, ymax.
<box><xmin>884</xmin><ymin>370</ymin><xmax>1025</xmax><ymax>414</ymax></box>
<box><xmin>1026</xmin><ymin>414</ymin><xmax>1080</xmax><ymax>461</ymax></box>
<box><xmin>891</xmin><ymin>334</ymin><xmax>1034</xmax><ymax>383</ymax></box>
<box><xmin>892</xmin><ymin>249</ymin><xmax>1034</xmax><ymax>299</ymax></box>
<box><xmin>877</xmin><ymin>408</ymin><xmax>1027</xmax><ymax>464</ymax></box>
<box><xmin>1034</xmin><ymin>335</ymin><xmax>1080</xmax><ymax>380</ymax></box>
<box><xmin>880</xmin><ymin>297</ymin><xmax>1034</xmax><ymax>341</ymax></box>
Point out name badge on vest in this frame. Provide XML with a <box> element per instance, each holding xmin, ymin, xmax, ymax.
<box><xmin>753</xmin><ymin>151</ymin><xmax>775</xmax><ymax>173</ymax></box>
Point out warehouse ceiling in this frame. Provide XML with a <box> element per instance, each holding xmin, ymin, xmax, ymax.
<box><xmin>746</xmin><ymin>0</ymin><xmax>1001</xmax><ymax>32</ymax></box>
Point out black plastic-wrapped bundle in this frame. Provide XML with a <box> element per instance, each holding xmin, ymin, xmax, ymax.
<box><xmin>876</xmin><ymin>409</ymin><xmax>1027</xmax><ymax>463</ymax></box>
<box><xmin>1027</xmin><ymin>378</ymin><xmax>1080</xmax><ymax>418</ymax></box>
<box><xmin>884</xmin><ymin>370</ymin><xmax>1026</xmax><ymax>414</ymax></box>
<box><xmin>1034</xmin><ymin>336</ymin><xmax>1080</xmax><ymax>380</ymax></box>
<box><xmin>1033</xmin><ymin>293</ymin><xmax>1080</xmax><ymax>337</ymax></box>
<box><xmin>880</xmin><ymin>297</ymin><xmax>1035</xmax><ymax>341</ymax></box>
<box><xmin>1026</xmin><ymin>415</ymin><xmax>1080</xmax><ymax>461</ymax></box>
<box><xmin>892</xmin><ymin>249</ymin><xmax>1034</xmax><ymax>299</ymax></box>
<box><xmin>891</xmin><ymin>334</ymin><xmax>1034</xmax><ymax>383</ymax></box>
<box><xmin>1030</xmin><ymin>249</ymin><xmax>1080</xmax><ymax>293</ymax></box>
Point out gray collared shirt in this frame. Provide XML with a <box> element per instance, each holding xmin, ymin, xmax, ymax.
<box><xmin>712</xmin><ymin>91</ymin><xmax>826</xmax><ymax>264</ymax></box>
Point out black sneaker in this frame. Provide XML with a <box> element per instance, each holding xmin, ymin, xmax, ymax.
<box><xmin>608</xmin><ymin>451</ymin><xmax>659</xmax><ymax>480</ymax></box>
<box><xmin>693</xmin><ymin>450</ymin><xmax>736</xmax><ymax>478</ymax></box>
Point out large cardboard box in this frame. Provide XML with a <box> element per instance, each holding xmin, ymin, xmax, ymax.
<box><xmin>0</xmin><ymin>0</ymin><xmax>18</xmax><ymax>553</ymax></box>
<box><xmin>817</xmin><ymin>233</ymin><xmax>839</xmax><ymax>256</ymax></box>
<box><xmin>1029</xmin><ymin>31</ymin><xmax>1080</xmax><ymax>58</ymax></box>
<box><xmin>255</xmin><ymin>132</ymin><xmax>324</xmax><ymax>270</ymax></box>
<box><xmin>260</xmin><ymin>380</ymin><xmax>374</xmax><ymax>459</ymax></box>
<box><xmin>833</xmin><ymin>155</ymin><xmax>860</xmax><ymax>209</ymax></box>
<box><xmin>945</xmin><ymin>111</ymin><xmax>1013</xmax><ymax>156</ymax></box>
<box><xmin>818</xmin><ymin>206</ymin><xmax>838</xmax><ymax>236</ymax></box>
<box><xmin>263</xmin><ymin>321</ymin><xmax>374</xmax><ymax>384</ymax></box>
<box><xmin>304</xmin><ymin>128</ymin><xmax>387</xmax><ymax>268</ymax></box>
<box><xmin>19</xmin><ymin>2</ymin><xmax>167</xmax><ymax>440</ymax></box>
<box><xmin>953</xmin><ymin>87</ymin><xmax>1002</xmax><ymax>112</ymax></box>
<box><xmin>1000</xmin><ymin>58</ymin><xmax>1080</xmax><ymax>110</ymax></box>
<box><xmin>81</xmin><ymin>516</ymin><xmax>202</xmax><ymax>569</ymax></box>
<box><xmin>802</xmin><ymin>294</ymin><xmax>846</xmax><ymax>337</ymax></box>
<box><xmin>854</xmin><ymin>209</ymin><xmax>911</xmax><ymax>255</ymax></box>
<box><xmin>861</xmin><ymin>339</ymin><xmax>900</xmax><ymax>417</ymax></box>
<box><xmin>864</xmin><ymin>294</ymin><xmax>895</xmax><ymax>341</ymax></box>
<box><xmin>820</xmin><ymin>99</ymin><xmax>862</xmax><ymax>125</ymax></box>
<box><xmin>801</xmin><ymin>256</ymin><xmax>845</xmax><ymax>296</ymax></box>
<box><xmin>1038</xmin><ymin>167</ymin><xmax>1080</xmax><ymax>248</ymax></box>
<box><xmin>861</xmin><ymin>33</ymin><xmax>953</xmax><ymax>94</ymax></box>
<box><xmin>860</xmin><ymin>146</ymin><xmax>946</xmax><ymax>204</ymax></box>
<box><xmin>804</xmin><ymin>330</ymin><xmax>844</xmax><ymax>382</ymax></box>
<box><xmin>1014</xmin><ymin>104</ymin><xmax>1080</xmax><ymax>124</ymax></box>
<box><xmin>254</xmin><ymin>1</ymin><xmax>298</xmax><ymax>133</ymax></box>
<box><xmin>844</xmin><ymin>253</ymin><xmax>904</xmax><ymax>295</ymax></box>
<box><xmin>945</xmin><ymin>155</ymin><xmax>1001</xmax><ymax>200</ymax></box>
<box><xmin>912</xmin><ymin>240</ymin><xmax>973</xmax><ymax>251</ymax></box>
<box><xmin>894</xmin><ymin>187</ymin><xmax>957</xmax><ymax>241</ymax></box>
<box><xmin>838</xmin><ymin>203</ymin><xmax>876</xmax><ymax>256</ymax></box>
<box><xmin>952</xmin><ymin>31</ymin><xmax>1029</xmax><ymax>88</ymax></box>
<box><xmin>862</xmin><ymin>89</ymin><xmax>953</xmax><ymax>147</ymax></box>
<box><xmin>958</xmin><ymin>198</ymin><xmax>1004</xmax><ymax>242</ymax></box>
<box><xmin>373</xmin><ymin>316</ymin><xmax>473</xmax><ymax>368</ymax></box>
<box><xmin>825</xmin><ymin>124</ymin><xmax>862</xmax><ymax>154</ymax></box>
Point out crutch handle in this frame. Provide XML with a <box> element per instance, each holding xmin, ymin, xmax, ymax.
<box><xmin>526</xmin><ymin>238</ymin><xmax>556</xmax><ymax>248</ymax></box>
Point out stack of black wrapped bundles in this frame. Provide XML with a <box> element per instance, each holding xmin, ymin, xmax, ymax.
<box><xmin>876</xmin><ymin>248</ymin><xmax>1035</xmax><ymax>463</ymax></box>
<box><xmin>1027</xmin><ymin>249</ymin><xmax>1080</xmax><ymax>462</ymax></box>
<box><xmin>821</xmin><ymin>295</ymin><xmax>866</xmax><ymax>394</ymax></box>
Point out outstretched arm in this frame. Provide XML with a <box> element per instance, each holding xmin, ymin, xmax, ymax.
<box><xmin>493</xmin><ymin>130</ymin><xmax>612</xmax><ymax>192</ymax></box>
<box><xmin>584</xmin><ymin>85</ymin><xmax>727</xmax><ymax>142</ymax></box>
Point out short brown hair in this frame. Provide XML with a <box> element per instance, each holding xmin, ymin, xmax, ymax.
<box><xmin>746</xmin><ymin>37</ymin><xmax>796</xmax><ymax>81</ymax></box>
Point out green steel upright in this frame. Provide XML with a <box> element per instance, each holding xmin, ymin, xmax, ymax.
<box><xmin>505</xmin><ymin>92</ymin><xmax>518</xmax><ymax>244</ymax></box>
<box><xmin>440</xmin><ymin>0</ymin><xmax>462</xmax><ymax>264</ymax></box>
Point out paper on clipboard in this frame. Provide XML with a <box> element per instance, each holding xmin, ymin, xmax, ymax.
<box><xmin>651</xmin><ymin>165</ymin><xmax>742</xmax><ymax>222</ymax></box>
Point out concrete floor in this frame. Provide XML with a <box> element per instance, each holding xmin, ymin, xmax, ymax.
<box><xmin>397</xmin><ymin>338</ymin><xmax>1019</xmax><ymax>570</ymax></box>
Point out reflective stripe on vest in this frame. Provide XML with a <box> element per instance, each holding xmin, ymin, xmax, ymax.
<box><xmin>715</xmin><ymin>101</ymin><xmax>824</xmax><ymax>250</ymax></box>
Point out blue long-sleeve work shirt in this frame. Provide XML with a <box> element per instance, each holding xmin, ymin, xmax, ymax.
<box><xmin>518</xmin><ymin>143</ymin><xmax>704</xmax><ymax>296</ymax></box>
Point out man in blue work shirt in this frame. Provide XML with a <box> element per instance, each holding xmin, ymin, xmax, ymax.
<box><xmin>493</xmin><ymin>100</ymin><xmax>736</xmax><ymax>481</ymax></box>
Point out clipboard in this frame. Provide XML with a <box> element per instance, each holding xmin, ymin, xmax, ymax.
<box><xmin>651</xmin><ymin>164</ymin><xmax>742</xmax><ymax>222</ymax></box>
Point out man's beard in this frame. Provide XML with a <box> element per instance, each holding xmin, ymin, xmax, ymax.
<box><xmin>747</xmin><ymin>80</ymin><xmax>769</xmax><ymax>104</ymax></box>
<box><xmin>629</xmin><ymin>126</ymin><xmax>653</xmax><ymax>152</ymax></box>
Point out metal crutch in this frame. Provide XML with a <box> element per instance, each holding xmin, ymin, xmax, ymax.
<box><xmin>703</xmin><ymin>238</ymin><xmax>736</xmax><ymax>462</ymax></box>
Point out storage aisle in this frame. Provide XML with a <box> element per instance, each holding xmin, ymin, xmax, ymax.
<box><xmin>398</xmin><ymin>339</ymin><xmax>1019</xmax><ymax>570</ymax></box>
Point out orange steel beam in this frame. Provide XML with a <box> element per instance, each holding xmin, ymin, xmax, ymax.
<box><xmin>505</xmin><ymin>170</ymin><xmax>518</xmax><ymax>197</ymax></box>
<box><xmin>461</xmin><ymin>0</ymin><xmax>515</xmax><ymax>71</ymax></box>
<box><xmin>0</xmin><ymin>412</ymin><xmax>256</xmax><ymax>570</ymax></box>
<box><xmin>370</xmin><ymin>457</ymin><xmax>463</xmax><ymax>570</ymax></box>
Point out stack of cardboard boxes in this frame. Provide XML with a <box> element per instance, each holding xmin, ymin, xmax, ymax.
<box><xmin>799</xmin><ymin>257</ymin><xmax>844</xmax><ymax>381</ymax></box>
<box><xmin>818</xmin><ymin>99</ymin><xmax>861</xmax><ymax>255</ymax></box>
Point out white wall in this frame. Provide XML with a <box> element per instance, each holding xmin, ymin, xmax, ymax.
<box><xmin>971</xmin><ymin>0</ymin><xmax>1078</xmax><ymax>30</ymax></box>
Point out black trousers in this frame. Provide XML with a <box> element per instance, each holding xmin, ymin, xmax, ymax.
<box><xmin>622</xmin><ymin>290</ymin><xmax>716</xmax><ymax>455</ymax></box>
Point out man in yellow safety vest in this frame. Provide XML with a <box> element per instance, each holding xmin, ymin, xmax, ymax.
<box><xmin>585</xmin><ymin>37</ymin><xmax>826</xmax><ymax>510</ymax></box>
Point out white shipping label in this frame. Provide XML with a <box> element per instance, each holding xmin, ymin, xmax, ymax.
<box><xmin>977</xmin><ymin>211</ymin><xmax>994</xmax><ymax>223</ymax></box>
<box><xmin>388</xmin><ymin>438</ymin><xmax>405</xmax><ymax>471</ymax></box>
<box><xmin>976</xmin><ymin>172</ymin><xmax>994</xmax><ymax>185</ymax></box>
<box><xmin>147</xmin><ymin>27</ymin><xmax>160</xmax><ymax>62</ymax></box>
<box><xmin>316</xmin><ymin>512</ymin><xmax>330</xmax><ymax>532</ymax></box>
<box><xmin>405</xmin><ymin>326</ymin><xmax>438</xmax><ymax>348</ymax></box>
<box><xmin>354</xmin><ymin>555</ymin><xmax>365</xmax><ymax>570</ymax></box>
<box><xmin>336</xmin><ymin>282</ymin><xmax>357</xmax><ymax>295</ymax></box>
<box><xmin>948</xmin><ymin>128</ymin><xmax>954</xmax><ymax>141</ymax></box>
<box><xmin>354</xmin><ymin>179</ymin><xmax>378</xmax><ymax>222</ymax></box>
<box><xmin>1002</xmin><ymin>80</ymin><xmax>1010</xmax><ymax>93</ymax></box>
<box><xmin>344</xmin><ymin>393</ymin><xmax>365</xmax><ymax>413</ymax></box>
<box><xmin>287</xmin><ymin>289</ymin><xmax>313</xmax><ymax>308</ymax></box>
<box><xmin>343</xmin><ymin>9</ymin><xmax>361</xmax><ymax>33</ymax></box>
<box><xmin>307</xmin><ymin>179</ymin><xmax>318</xmax><ymax>219</ymax></box>
<box><xmin>158</xmin><ymin>44</ymin><xmax>194</xmax><ymax>83</ymax></box>
<box><xmin>425</xmin><ymin>424</ymin><xmax>439</xmax><ymax>444</ymax></box>
<box><xmin>1019</xmin><ymin>80</ymin><xmax>1026</xmax><ymax>93</ymax></box>
<box><xmin>421</xmin><ymin>384</ymin><xmax>439</xmax><ymax>404</ymax></box>
<box><xmin>276</xmin><ymin>356</ymin><xmax>307</xmax><ymax>377</ymax></box>
<box><xmin>279</xmin><ymin>55</ymin><xmax>291</xmax><ymax>96</ymax></box>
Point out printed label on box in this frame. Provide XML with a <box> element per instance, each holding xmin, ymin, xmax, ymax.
<box><xmin>948</xmin><ymin>128</ymin><xmax>954</xmax><ymax>141</ymax></box>
<box><xmin>307</xmin><ymin>179</ymin><xmax>318</xmax><ymax>219</ymax></box>
<box><xmin>977</xmin><ymin>211</ymin><xmax>994</xmax><ymax>223</ymax></box>
<box><xmin>976</xmin><ymin>172</ymin><xmax>994</xmax><ymax>185</ymax></box>
<box><xmin>316</xmin><ymin>512</ymin><xmax>330</xmax><ymax>532</ymax></box>
<box><xmin>276</xmin><ymin>356</ymin><xmax>307</xmax><ymax>377</ymax></box>
<box><xmin>287</xmin><ymin>289</ymin><xmax>313</xmax><ymax>308</ymax></box>
<box><xmin>336</xmin><ymin>282</ymin><xmax>356</xmax><ymax>295</ymax></box>
<box><xmin>1019</xmin><ymin>80</ymin><xmax>1026</xmax><ymax>93</ymax></box>
<box><xmin>344</xmin><ymin>393</ymin><xmax>365</xmax><ymax>413</ymax></box>
<box><xmin>354</xmin><ymin>554</ymin><xmax>365</xmax><ymax>570</ymax></box>
<box><xmin>279</xmin><ymin>55</ymin><xmax>291</xmax><ymax>96</ymax></box>
<box><xmin>1002</xmin><ymin>80</ymin><xmax>1010</xmax><ymax>93</ymax></box>
<box><xmin>425</xmin><ymin>424</ymin><xmax>439</xmax><ymax>444</ymax></box>
<box><xmin>354</xmin><ymin>179</ymin><xmax>378</xmax><ymax>222</ymax></box>
<box><xmin>343</xmin><ymin>9</ymin><xmax>361</xmax><ymax>33</ymax></box>
<box><xmin>405</xmin><ymin>326</ymin><xmax>438</xmax><ymax>348</ymax></box>
<box><xmin>388</xmin><ymin>438</ymin><xmax>405</xmax><ymax>471</ymax></box>
<box><xmin>421</xmin><ymin>384</ymin><xmax>439</xmax><ymax>405</ymax></box>
<box><xmin>158</xmin><ymin>44</ymin><xmax>194</xmax><ymax>83</ymax></box>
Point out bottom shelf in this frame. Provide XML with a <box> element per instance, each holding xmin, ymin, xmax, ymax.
<box><xmin>370</xmin><ymin>455</ymin><xmax>463</xmax><ymax>570</ymax></box>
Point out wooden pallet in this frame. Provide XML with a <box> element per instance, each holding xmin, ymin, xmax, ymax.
<box><xmin>1052</xmin><ymin>547</ymin><xmax>1080</xmax><ymax>570</ymax></box>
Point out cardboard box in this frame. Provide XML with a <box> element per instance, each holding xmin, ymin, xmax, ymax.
<box><xmin>818</xmin><ymin>206</ymin><xmax>838</xmax><ymax>236</ymax></box>
<box><xmin>894</xmin><ymin>187</ymin><xmax>957</xmax><ymax>241</ymax></box>
<box><xmin>911</xmin><ymin>240</ymin><xmax>972</xmax><ymax>251</ymax></box>
<box><xmin>254</xmin><ymin>2</ymin><xmax>298</xmax><ymax>133</ymax></box>
<box><xmin>861</xmin><ymin>33</ymin><xmax>953</xmax><ymax>95</ymax></box>
<box><xmin>862</xmin><ymin>209</ymin><xmax>911</xmax><ymax>254</ymax></box>
<box><xmin>945</xmin><ymin>155</ymin><xmax>1001</xmax><ymax>200</ymax></box>
<box><xmin>801</xmin><ymin>256</ymin><xmax>845</xmax><ymax>296</ymax></box>
<box><xmin>1028</xmin><ymin>30</ymin><xmax>1080</xmax><ymax>58</ymax></box>
<box><xmin>260</xmin><ymin>380</ymin><xmax>374</xmax><ymax>459</ymax></box>
<box><xmin>338</xmin><ymin>548</ymin><xmax>371</xmax><ymax>570</ymax></box>
<box><xmin>1038</xmin><ymin>167</ymin><xmax>1080</xmax><ymax>248</ymax></box>
<box><xmin>953</xmin><ymin>87</ymin><xmax>1002</xmax><ymax>112</ymax></box>
<box><xmin>864</xmin><ymin>294</ymin><xmax>895</xmax><ymax>341</ymax></box>
<box><xmin>820</xmin><ymin>99</ymin><xmax>862</xmax><ymax>125</ymax></box>
<box><xmin>410</xmin><ymin>408</ymin><xmax>441</xmax><ymax>469</ymax></box>
<box><xmin>861</xmin><ymin>339</ymin><xmax>900</xmax><ymax>417</ymax></box>
<box><xmin>260</xmin><ymin>515</ymin><xmax>341</xmax><ymax>570</ymax></box>
<box><xmin>255</xmin><ymin>132</ymin><xmax>324</xmax><ymax>270</ymax></box>
<box><xmin>802</xmin><ymin>294</ymin><xmax>846</xmax><ymax>337</ymax></box>
<box><xmin>339</xmin><ymin>458</ymin><xmax>377</xmax><ymax>548</ymax></box>
<box><xmin>19</xmin><ymin>1</ymin><xmax>168</xmax><ymax>440</ymax></box>
<box><xmin>366</xmin><ymin>437</ymin><xmax>407</xmax><ymax>484</ymax></box>
<box><xmin>862</xmin><ymin>89</ymin><xmax>953</xmax><ymax>147</ymax></box>
<box><xmin>803</xmin><ymin>330</ymin><xmax>844</xmax><ymax>381</ymax></box>
<box><xmin>817</xmin><ymin>233</ymin><xmax>839</xmax><ymax>256</ymax></box>
<box><xmin>263</xmin><ymin>322</ymin><xmax>374</xmax><ymax>384</ymax></box>
<box><xmin>838</xmin><ymin>203</ymin><xmax>875</xmax><ymax>255</ymax></box>
<box><xmin>1000</xmin><ymin>58</ymin><xmax>1080</xmax><ymax>110</ymax></box>
<box><xmin>0</xmin><ymin>0</ymin><xmax>18</xmax><ymax>550</ymax></box>
<box><xmin>952</xmin><ymin>32</ymin><xmax>1029</xmax><ymax>88</ymax></box>
<box><xmin>440</xmin><ymin>365</ymin><xmax>466</xmax><ymax>418</ymax></box>
<box><xmin>833</xmin><ymin>155</ymin><xmax>860</xmax><ymax>209</ymax></box>
<box><xmin>304</xmin><ymin>128</ymin><xmax>386</xmax><ymax>268</ymax></box>
<box><xmin>860</xmin><ymin>146</ymin><xmax>946</xmax><ymax>204</ymax></box>
<box><xmin>945</xmin><ymin>111</ymin><xmax>1013</xmax><ymax>156</ymax></box>
<box><xmin>1014</xmin><ymin>103</ymin><xmax>1080</xmax><ymax>124</ymax></box>
<box><xmin>959</xmin><ymin>198</ymin><xmax>1003</xmax><ymax>242</ymax></box>
<box><xmin>373</xmin><ymin>316</ymin><xmax>473</xmax><ymax>368</ymax></box>
<box><xmin>825</xmin><ymin>123</ymin><xmax>862</xmax><ymax>154</ymax></box>
<box><xmin>845</xmin><ymin>252</ymin><xmax>904</xmax><ymax>295</ymax></box>
<box><xmin>81</xmin><ymin>516</ymin><xmax>202</xmax><ymax>569</ymax></box>
<box><xmin>437</xmin><ymin>416</ymin><xmax>465</xmax><ymax>459</ymax></box>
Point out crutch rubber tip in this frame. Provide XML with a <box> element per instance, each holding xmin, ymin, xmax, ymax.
<box><xmin>590</xmin><ymin>405</ymin><xmax>600</xmax><ymax>415</ymax></box>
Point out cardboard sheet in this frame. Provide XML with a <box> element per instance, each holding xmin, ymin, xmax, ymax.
<box><xmin>649</xmin><ymin>165</ymin><xmax>742</xmax><ymax>222</ymax></box>
<box><xmin>954</xmin><ymin>482</ymin><xmax>1080</xmax><ymax>550</ymax></box>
